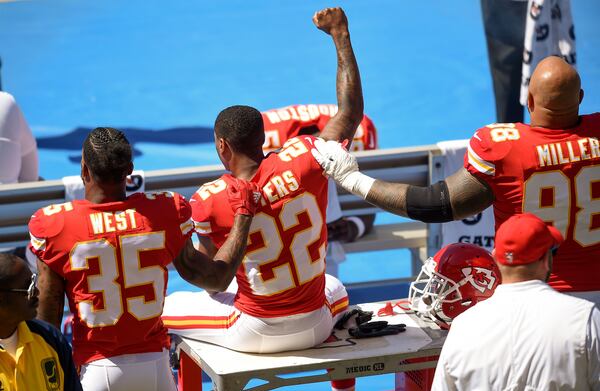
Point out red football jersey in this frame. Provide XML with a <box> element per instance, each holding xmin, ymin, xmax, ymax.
<box><xmin>464</xmin><ymin>113</ymin><xmax>600</xmax><ymax>292</ymax></box>
<box><xmin>261</xmin><ymin>104</ymin><xmax>377</xmax><ymax>152</ymax></box>
<box><xmin>192</xmin><ymin>135</ymin><xmax>328</xmax><ymax>317</ymax></box>
<box><xmin>28</xmin><ymin>192</ymin><xmax>194</xmax><ymax>366</ymax></box>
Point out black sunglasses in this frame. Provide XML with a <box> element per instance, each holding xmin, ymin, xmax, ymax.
<box><xmin>0</xmin><ymin>273</ymin><xmax>38</xmax><ymax>300</ymax></box>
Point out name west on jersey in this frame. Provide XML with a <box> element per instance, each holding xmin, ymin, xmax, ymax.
<box><xmin>536</xmin><ymin>137</ymin><xmax>600</xmax><ymax>167</ymax></box>
<box><xmin>89</xmin><ymin>209</ymin><xmax>138</xmax><ymax>235</ymax></box>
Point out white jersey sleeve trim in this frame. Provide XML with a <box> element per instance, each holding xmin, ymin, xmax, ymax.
<box><xmin>29</xmin><ymin>232</ymin><xmax>46</xmax><ymax>251</ymax></box>
<box><xmin>180</xmin><ymin>219</ymin><xmax>194</xmax><ymax>235</ymax></box>
<box><xmin>467</xmin><ymin>144</ymin><xmax>495</xmax><ymax>176</ymax></box>
<box><xmin>193</xmin><ymin>221</ymin><xmax>212</xmax><ymax>234</ymax></box>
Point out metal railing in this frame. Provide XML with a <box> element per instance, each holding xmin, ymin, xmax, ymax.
<box><xmin>0</xmin><ymin>145</ymin><xmax>441</xmax><ymax>268</ymax></box>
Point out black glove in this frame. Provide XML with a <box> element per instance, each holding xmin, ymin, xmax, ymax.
<box><xmin>348</xmin><ymin>321</ymin><xmax>406</xmax><ymax>338</ymax></box>
<box><xmin>334</xmin><ymin>308</ymin><xmax>374</xmax><ymax>330</ymax></box>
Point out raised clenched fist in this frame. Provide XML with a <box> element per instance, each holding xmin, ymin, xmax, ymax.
<box><xmin>312</xmin><ymin>7</ymin><xmax>348</xmax><ymax>36</ymax></box>
<box><xmin>224</xmin><ymin>175</ymin><xmax>262</xmax><ymax>216</ymax></box>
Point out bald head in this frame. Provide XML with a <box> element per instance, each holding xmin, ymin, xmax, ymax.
<box><xmin>528</xmin><ymin>56</ymin><xmax>583</xmax><ymax>128</ymax></box>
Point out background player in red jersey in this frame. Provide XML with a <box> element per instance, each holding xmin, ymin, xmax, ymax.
<box><xmin>162</xmin><ymin>7</ymin><xmax>362</xmax><ymax>391</ymax></box>
<box><xmin>261</xmin><ymin>104</ymin><xmax>378</xmax><ymax>276</ymax></box>
<box><xmin>261</xmin><ymin>104</ymin><xmax>377</xmax><ymax>153</ymax></box>
<box><xmin>312</xmin><ymin>56</ymin><xmax>600</xmax><ymax>304</ymax></box>
<box><xmin>29</xmin><ymin>127</ymin><xmax>259</xmax><ymax>391</ymax></box>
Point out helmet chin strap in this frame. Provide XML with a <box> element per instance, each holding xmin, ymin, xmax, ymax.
<box><xmin>431</xmin><ymin>308</ymin><xmax>453</xmax><ymax>326</ymax></box>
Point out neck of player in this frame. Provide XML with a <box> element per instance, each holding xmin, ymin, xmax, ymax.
<box><xmin>85</xmin><ymin>181</ymin><xmax>128</xmax><ymax>203</ymax></box>
<box><xmin>229</xmin><ymin>152</ymin><xmax>263</xmax><ymax>180</ymax></box>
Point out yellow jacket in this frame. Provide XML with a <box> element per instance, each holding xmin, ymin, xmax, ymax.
<box><xmin>0</xmin><ymin>320</ymin><xmax>82</xmax><ymax>391</ymax></box>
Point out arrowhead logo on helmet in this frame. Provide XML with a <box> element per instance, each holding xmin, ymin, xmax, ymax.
<box><xmin>460</xmin><ymin>267</ymin><xmax>497</xmax><ymax>294</ymax></box>
<box><xmin>408</xmin><ymin>243</ymin><xmax>501</xmax><ymax>328</ymax></box>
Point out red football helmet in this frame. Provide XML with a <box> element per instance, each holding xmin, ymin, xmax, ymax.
<box><xmin>409</xmin><ymin>243</ymin><xmax>501</xmax><ymax>327</ymax></box>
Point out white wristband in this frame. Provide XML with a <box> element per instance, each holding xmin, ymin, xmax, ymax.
<box><xmin>341</xmin><ymin>171</ymin><xmax>375</xmax><ymax>199</ymax></box>
<box><xmin>346</xmin><ymin>216</ymin><xmax>366</xmax><ymax>238</ymax></box>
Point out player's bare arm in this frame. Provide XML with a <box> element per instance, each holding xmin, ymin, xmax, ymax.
<box><xmin>173</xmin><ymin>177</ymin><xmax>261</xmax><ymax>291</ymax></box>
<box><xmin>445</xmin><ymin>168</ymin><xmax>494</xmax><ymax>219</ymax></box>
<box><xmin>36</xmin><ymin>259</ymin><xmax>65</xmax><ymax>329</ymax></box>
<box><xmin>313</xmin><ymin>7</ymin><xmax>364</xmax><ymax>144</ymax></box>
<box><xmin>196</xmin><ymin>234</ymin><xmax>217</xmax><ymax>259</ymax></box>
<box><xmin>173</xmin><ymin>214</ymin><xmax>252</xmax><ymax>291</ymax></box>
<box><xmin>367</xmin><ymin>168</ymin><xmax>493</xmax><ymax>220</ymax></box>
<box><xmin>327</xmin><ymin>214</ymin><xmax>375</xmax><ymax>242</ymax></box>
<box><xmin>313</xmin><ymin>140</ymin><xmax>494</xmax><ymax>222</ymax></box>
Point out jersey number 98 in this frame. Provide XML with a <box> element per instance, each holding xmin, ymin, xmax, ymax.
<box><xmin>523</xmin><ymin>166</ymin><xmax>600</xmax><ymax>247</ymax></box>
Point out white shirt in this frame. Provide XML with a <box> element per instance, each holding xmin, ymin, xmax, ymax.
<box><xmin>0</xmin><ymin>92</ymin><xmax>38</xmax><ymax>184</ymax></box>
<box><xmin>0</xmin><ymin>328</ymin><xmax>19</xmax><ymax>359</ymax></box>
<box><xmin>432</xmin><ymin>280</ymin><xmax>600</xmax><ymax>391</ymax></box>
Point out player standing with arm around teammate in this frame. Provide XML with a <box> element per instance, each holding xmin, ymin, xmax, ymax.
<box><xmin>312</xmin><ymin>56</ymin><xmax>600</xmax><ymax>304</ymax></box>
<box><xmin>29</xmin><ymin>127</ymin><xmax>259</xmax><ymax>391</ymax></box>
<box><xmin>162</xmin><ymin>7</ymin><xmax>362</xmax><ymax>391</ymax></box>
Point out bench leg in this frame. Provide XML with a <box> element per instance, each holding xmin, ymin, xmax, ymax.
<box><xmin>331</xmin><ymin>378</ymin><xmax>356</xmax><ymax>391</ymax></box>
<box><xmin>178</xmin><ymin>350</ymin><xmax>203</xmax><ymax>391</ymax></box>
<box><xmin>327</xmin><ymin>368</ymin><xmax>355</xmax><ymax>391</ymax></box>
<box><xmin>394</xmin><ymin>355</ymin><xmax>437</xmax><ymax>391</ymax></box>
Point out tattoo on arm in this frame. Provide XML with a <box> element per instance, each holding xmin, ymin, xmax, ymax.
<box><xmin>365</xmin><ymin>180</ymin><xmax>410</xmax><ymax>217</ymax></box>
<box><xmin>197</xmin><ymin>234</ymin><xmax>217</xmax><ymax>259</ymax></box>
<box><xmin>36</xmin><ymin>259</ymin><xmax>65</xmax><ymax>329</ymax></box>
<box><xmin>319</xmin><ymin>29</ymin><xmax>364</xmax><ymax>143</ymax></box>
<box><xmin>363</xmin><ymin>169</ymin><xmax>493</xmax><ymax>222</ymax></box>
<box><xmin>446</xmin><ymin>168</ymin><xmax>494</xmax><ymax>220</ymax></box>
<box><xmin>173</xmin><ymin>215</ymin><xmax>253</xmax><ymax>291</ymax></box>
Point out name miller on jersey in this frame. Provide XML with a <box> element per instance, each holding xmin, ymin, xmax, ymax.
<box><xmin>536</xmin><ymin>137</ymin><xmax>600</xmax><ymax>167</ymax></box>
<box><xmin>89</xmin><ymin>209</ymin><xmax>138</xmax><ymax>234</ymax></box>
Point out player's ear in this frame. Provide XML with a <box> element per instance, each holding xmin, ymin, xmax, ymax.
<box><xmin>527</xmin><ymin>92</ymin><xmax>534</xmax><ymax>114</ymax></box>
<box><xmin>81</xmin><ymin>160</ymin><xmax>91</xmax><ymax>183</ymax></box>
<box><xmin>216</xmin><ymin>137</ymin><xmax>226</xmax><ymax>154</ymax></box>
<box><xmin>126</xmin><ymin>161</ymin><xmax>133</xmax><ymax>176</ymax></box>
<box><xmin>221</xmin><ymin>139</ymin><xmax>234</xmax><ymax>161</ymax></box>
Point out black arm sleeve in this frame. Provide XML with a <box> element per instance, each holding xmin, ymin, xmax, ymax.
<box><xmin>406</xmin><ymin>181</ymin><xmax>454</xmax><ymax>223</ymax></box>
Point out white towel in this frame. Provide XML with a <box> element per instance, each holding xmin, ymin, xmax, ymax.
<box><xmin>325</xmin><ymin>179</ymin><xmax>346</xmax><ymax>265</ymax></box>
<box><xmin>520</xmin><ymin>0</ymin><xmax>576</xmax><ymax>105</ymax></box>
<box><xmin>436</xmin><ymin>140</ymin><xmax>496</xmax><ymax>252</ymax></box>
<box><xmin>62</xmin><ymin>170</ymin><xmax>146</xmax><ymax>201</ymax></box>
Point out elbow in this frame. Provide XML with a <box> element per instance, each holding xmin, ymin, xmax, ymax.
<box><xmin>336</xmin><ymin>108</ymin><xmax>363</xmax><ymax>130</ymax></box>
<box><xmin>202</xmin><ymin>276</ymin><xmax>231</xmax><ymax>293</ymax></box>
<box><xmin>204</xmin><ymin>261</ymin><xmax>235</xmax><ymax>292</ymax></box>
<box><xmin>405</xmin><ymin>182</ymin><xmax>455</xmax><ymax>223</ymax></box>
<box><xmin>336</xmin><ymin>111</ymin><xmax>364</xmax><ymax>141</ymax></box>
<box><xmin>211</xmin><ymin>268</ymin><xmax>235</xmax><ymax>292</ymax></box>
<box><xmin>210</xmin><ymin>281</ymin><xmax>229</xmax><ymax>293</ymax></box>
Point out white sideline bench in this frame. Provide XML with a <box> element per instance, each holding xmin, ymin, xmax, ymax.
<box><xmin>175</xmin><ymin>302</ymin><xmax>446</xmax><ymax>391</ymax></box>
<box><xmin>342</xmin><ymin>221</ymin><xmax>426</xmax><ymax>254</ymax></box>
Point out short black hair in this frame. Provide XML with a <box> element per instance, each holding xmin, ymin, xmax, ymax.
<box><xmin>214</xmin><ymin>105</ymin><xmax>265</xmax><ymax>154</ymax></box>
<box><xmin>82</xmin><ymin>127</ymin><xmax>132</xmax><ymax>183</ymax></box>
